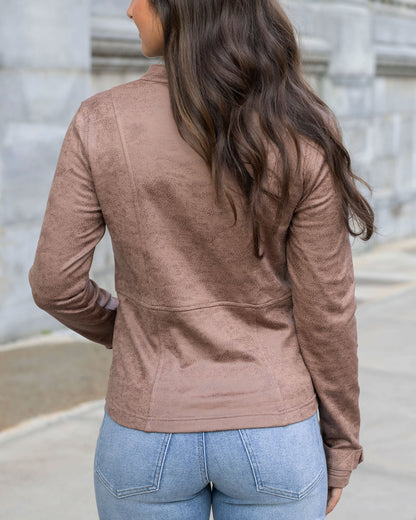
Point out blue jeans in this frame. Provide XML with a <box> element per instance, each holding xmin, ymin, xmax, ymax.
<box><xmin>94</xmin><ymin>406</ymin><xmax>328</xmax><ymax>519</ymax></box>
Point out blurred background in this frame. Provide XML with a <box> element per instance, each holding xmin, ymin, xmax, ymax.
<box><xmin>0</xmin><ymin>0</ymin><xmax>415</xmax><ymax>519</ymax></box>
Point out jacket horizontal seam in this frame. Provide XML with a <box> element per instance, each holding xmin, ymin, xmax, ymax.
<box><xmin>107</xmin><ymin>394</ymin><xmax>316</xmax><ymax>422</ymax></box>
<box><xmin>117</xmin><ymin>290</ymin><xmax>292</xmax><ymax>312</ymax></box>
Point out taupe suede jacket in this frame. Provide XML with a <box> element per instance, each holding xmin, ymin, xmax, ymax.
<box><xmin>28</xmin><ymin>63</ymin><xmax>364</xmax><ymax>488</ymax></box>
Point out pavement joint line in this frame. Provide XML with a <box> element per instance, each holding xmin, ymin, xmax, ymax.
<box><xmin>0</xmin><ymin>399</ymin><xmax>105</xmax><ymax>445</ymax></box>
<box><xmin>355</xmin><ymin>244</ymin><xmax>416</xmax><ymax>256</ymax></box>
<box><xmin>356</xmin><ymin>280</ymin><xmax>416</xmax><ymax>305</ymax></box>
<box><xmin>358</xmin><ymin>363</ymin><xmax>416</xmax><ymax>377</ymax></box>
<box><xmin>352</xmin><ymin>235</ymin><xmax>416</xmax><ymax>255</ymax></box>
<box><xmin>356</xmin><ymin>280</ymin><xmax>416</xmax><ymax>309</ymax></box>
<box><xmin>354</xmin><ymin>464</ymin><xmax>416</xmax><ymax>481</ymax></box>
<box><xmin>0</xmin><ymin>330</ymin><xmax>90</xmax><ymax>353</ymax></box>
<box><xmin>354</xmin><ymin>272</ymin><xmax>416</xmax><ymax>284</ymax></box>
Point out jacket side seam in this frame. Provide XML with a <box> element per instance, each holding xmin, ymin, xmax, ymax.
<box><xmin>253</xmin><ymin>305</ymin><xmax>288</xmax><ymax>421</ymax></box>
<box><xmin>145</xmin><ymin>309</ymin><xmax>165</xmax><ymax>430</ymax></box>
<box><xmin>110</xmin><ymin>90</ymin><xmax>161</xmax><ymax>428</ymax></box>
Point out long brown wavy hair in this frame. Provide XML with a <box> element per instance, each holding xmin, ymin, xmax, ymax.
<box><xmin>147</xmin><ymin>0</ymin><xmax>376</xmax><ymax>258</ymax></box>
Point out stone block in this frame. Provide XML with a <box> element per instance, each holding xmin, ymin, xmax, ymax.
<box><xmin>373</xmin><ymin>114</ymin><xmax>401</xmax><ymax>158</ymax></box>
<box><xmin>394</xmin><ymin>199</ymin><xmax>416</xmax><ymax>236</ymax></box>
<box><xmin>342</xmin><ymin>119</ymin><xmax>374</xmax><ymax>159</ymax></box>
<box><xmin>373</xmin><ymin>193</ymin><xmax>398</xmax><ymax>242</ymax></box>
<box><xmin>0</xmin><ymin>0</ymin><xmax>90</xmax><ymax>70</ymax></box>
<box><xmin>321</xmin><ymin>76</ymin><xmax>374</xmax><ymax>118</ymax></box>
<box><xmin>90</xmin><ymin>70</ymin><xmax>143</xmax><ymax>95</ymax></box>
<box><xmin>374</xmin><ymin>9</ymin><xmax>416</xmax><ymax>46</ymax></box>
<box><xmin>373</xmin><ymin>76</ymin><xmax>416</xmax><ymax>115</ymax></box>
<box><xmin>398</xmin><ymin>114</ymin><xmax>415</xmax><ymax>153</ymax></box>
<box><xmin>396</xmin><ymin>152</ymin><xmax>414</xmax><ymax>190</ymax></box>
<box><xmin>0</xmin><ymin>221</ymin><xmax>49</xmax><ymax>341</ymax></box>
<box><xmin>2</xmin><ymin>122</ymin><xmax>67</xmax><ymax>225</ymax></box>
<box><xmin>0</xmin><ymin>70</ymin><xmax>89</xmax><ymax>125</ymax></box>
<box><xmin>92</xmin><ymin>0</ymin><xmax>124</xmax><ymax>17</ymax></box>
<box><xmin>372</xmin><ymin>157</ymin><xmax>397</xmax><ymax>191</ymax></box>
<box><xmin>280</xmin><ymin>1</ymin><xmax>318</xmax><ymax>37</ymax></box>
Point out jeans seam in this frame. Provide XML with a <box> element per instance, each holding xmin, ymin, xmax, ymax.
<box><xmin>198</xmin><ymin>432</ymin><xmax>210</xmax><ymax>485</ymax></box>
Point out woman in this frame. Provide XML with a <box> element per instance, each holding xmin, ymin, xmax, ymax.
<box><xmin>28</xmin><ymin>0</ymin><xmax>375</xmax><ymax>518</ymax></box>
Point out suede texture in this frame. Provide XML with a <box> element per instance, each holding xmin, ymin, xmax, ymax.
<box><xmin>29</xmin><ymin>63</ymin><xmax>364</xmax><ymax>488</ymax></box>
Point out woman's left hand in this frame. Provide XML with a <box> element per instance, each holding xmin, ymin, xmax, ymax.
<box><xmin>326</xmin><ymin>487</ymin><xmax>343</xmax><ymax>515</ymax></box>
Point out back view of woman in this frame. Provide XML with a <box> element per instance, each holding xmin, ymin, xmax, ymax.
<box><xmin>29</xmin><ymin>0</ymin><xmax>375</xmax><ymax>518</ymax></box>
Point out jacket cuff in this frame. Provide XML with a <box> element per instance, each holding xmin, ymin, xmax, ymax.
<box><xmin>327</xmin><ymin>467</ymin><xmax>352</xmax><ymax>488</ymax></box>
<box><xmin>323</xmin><ymin>444</ymin><xmax>364</xmax><ymax>488</ymax></box>
<box><xmin>323</xmin><ymin>444</ymin><xmax>364</xmax><ymax>470</ymax></box>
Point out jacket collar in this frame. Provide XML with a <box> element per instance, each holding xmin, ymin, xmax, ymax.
<box><xmin>142</xmin><ymin>63</ymin><xmax>168</xmax><ymax>84</ymax></box>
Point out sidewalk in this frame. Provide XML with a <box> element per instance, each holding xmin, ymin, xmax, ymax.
<box><xmin>1</xmin><ymin>236</ymin><xmax>416</xmax><ymax>520</ymax></box>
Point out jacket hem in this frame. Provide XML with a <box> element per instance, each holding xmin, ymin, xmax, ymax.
<box><xmin>104</xmin><ymin>394</ymin><xmax>319</xmax><ymax>433</ymax></box>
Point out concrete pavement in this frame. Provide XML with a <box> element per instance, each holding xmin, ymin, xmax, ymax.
<box><xmin>1</xmin><ymin>235</ymin><xmax>416</xmax><ymax>519</ymax></box>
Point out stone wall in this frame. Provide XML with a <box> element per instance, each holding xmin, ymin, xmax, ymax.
<box><xmin>0</xmin><ymin>0</ymin><xmax>91</xmax><ymax>342</ymax></box>
<box><xmin>1</xmin><ymin>0</ymin><xmax>416</xmax><ymax>342</ymax></box>
<box><xmin>284</xmin><ymin>0</ymin><xmax>416</xmax><ymax>247</ymax></box>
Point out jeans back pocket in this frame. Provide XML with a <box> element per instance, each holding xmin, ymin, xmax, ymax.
<box><xmin>239</xmin><ymin>411</ymin><xmax>326</xmax><ymax>500</ymax></box>
<box><xmin>94</xmin><ymin>408</ymin><xmax>172</xmax><ymax>499</ymax></box>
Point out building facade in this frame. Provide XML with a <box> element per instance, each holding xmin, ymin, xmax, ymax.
<box><xmin>1</xmin><ymin>0</ymin><xmax>416</xmax><ymax>342</ymax></box>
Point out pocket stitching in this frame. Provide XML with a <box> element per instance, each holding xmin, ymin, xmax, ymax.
<box><xmin>239</xmin><ymin>417</ymin><xmax>326</xmax><ymax>500</ymax></box>
<box><xmin>95</xmin><ymin>431</ymin><xmax>172</xmax><ymax>498</ymax></box>
<box><xmin>238</xmin><ymin>428</ymin><xmax>263</xmax><ymax>489</ymax></box>
<box><xmin>258</xmin><ymin>465</ymin><xmax>325</xmax><ymax>500</ymax></box>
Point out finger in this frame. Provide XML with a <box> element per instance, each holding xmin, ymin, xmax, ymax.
<box><xmin>326</xmin><ymin>488</ymin><xmax>342</xmax><ymax>514</ymax></box>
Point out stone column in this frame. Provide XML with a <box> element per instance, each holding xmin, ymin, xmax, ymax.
<box><xmin>318</xmin><ymin>0</ymin><xmax>375</xmax><ymax>198</ymax></box>
<box><xmin>284</xmin><ymin>0</ymin><xmax>376</xmax><ymax>251</ymax></box>
<box><xmin>0</xmin><ymin>0</ymin><xmax>91</xmax><ymax>342</ymax></box>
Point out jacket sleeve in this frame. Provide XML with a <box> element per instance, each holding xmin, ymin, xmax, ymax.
<box><xmin>286</xmin><ymin>145</ymin><xmax>364</xmax><ymax>488</ymax></box>
<box><xmin>28</xmin><ymin>101</ymin><xmax>118</xmax><ymax>349</ymax></box>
